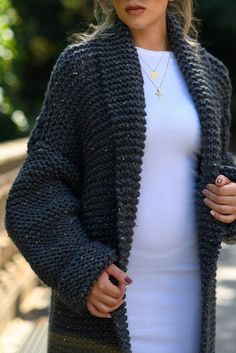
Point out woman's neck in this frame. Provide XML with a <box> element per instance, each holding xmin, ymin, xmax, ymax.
<box><xmin>128</xmin><ymin>15</ymin><xmax>171</xmax><ymax>51</ymax></box>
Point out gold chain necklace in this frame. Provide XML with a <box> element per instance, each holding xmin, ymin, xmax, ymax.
<box><xmin>139</xmin><ymin>52</ymin><xmax>165</xmax><ymax>80</ymax></box>
<box><xmin>140</xmin><ymin>52</ymin><xmax>171</xmax><ymax>97</ymax></box>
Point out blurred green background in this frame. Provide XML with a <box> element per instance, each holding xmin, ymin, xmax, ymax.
<box><xmin>0</xmin><ymin>0</ymin><xmax>236</xmax><ymax>143</ymax></box>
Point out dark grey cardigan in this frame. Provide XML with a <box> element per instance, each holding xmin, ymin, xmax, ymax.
<box><xmin>4</xmin><ymin>10</ymin><xmax>236</xmax><ymax>353</ymax></box>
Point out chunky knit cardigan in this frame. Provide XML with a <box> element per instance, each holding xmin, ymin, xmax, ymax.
<box><xmin>4</xmin><ymin>10</ymin><xmax>236</xmax><ymax>353</ymax></box>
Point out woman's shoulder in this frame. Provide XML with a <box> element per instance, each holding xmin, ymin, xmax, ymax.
<box><xmin>48</xmin><ymin>40</ymin><xmax>99</xmax><ymax>93</ymax></box>
<box><xmin>57</xmin><ymin>22</ymin><xmax>126</xmax><ymax>67</ymax></box>
<box><xmin>197</xmin><ymin>44</ymin><xmax>232</xmax><ymax>104</ymax></box>
<box><xmin>55</xmin><ymin>41</ymin><xmax>94</xmax><ymax>70</ymax></box>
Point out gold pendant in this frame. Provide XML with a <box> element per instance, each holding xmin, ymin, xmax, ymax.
<box><xmin>151</xmin><ymin>71</ymin><xmax>159</xmax><ymax>79</ymax></box>
<box><xmin>156</xmin><ymin>88</ymin><xmax>163</xmax><ymax>97</ymax></box>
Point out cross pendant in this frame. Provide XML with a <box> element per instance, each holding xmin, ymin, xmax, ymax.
<box><xmin>156</xmin><ymin>88</ymin><xmax>163</xmax><ymax>97</ymax></box>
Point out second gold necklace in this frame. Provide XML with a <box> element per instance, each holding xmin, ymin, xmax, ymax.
<box><xmin>140</xmin><ymin>52</ymin><xmax>171</xmax><ymax>98</ymax></box>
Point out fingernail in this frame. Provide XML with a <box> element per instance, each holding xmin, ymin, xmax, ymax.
<box><xmin>210</xmin><ymin>210</ymin><xmax>215</xmax><ymax>216</ymax></box>
<box><xmin>217</xmin><ymin>178</ymin><xmax>223</xmax><ymax>184</ymax></box>
<box><xmin>125</xmin><ymin>276</ymin><xmax>132</xmax><ymax>284</ymax></box>
<box><xmin>106</xmin><ymin>314</ymin><xmax>112</xmax><ymax>318</ymax></box>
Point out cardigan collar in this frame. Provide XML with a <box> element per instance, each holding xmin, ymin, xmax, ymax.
<box><xmin>97</xmin><ymin>10</ymin><xmax>222</xmax><ymax>174</ymax></box>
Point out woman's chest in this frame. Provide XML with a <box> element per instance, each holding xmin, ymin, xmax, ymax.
<box><xmin>141</xmin><ymin>61</ymin><xmax>201</xmax><ymax>157</ymax></box>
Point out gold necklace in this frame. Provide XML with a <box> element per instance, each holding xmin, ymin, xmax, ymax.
<box><xmin>139</xmin><ymin>52</ymin><xmax>165</xmax><ymax>80</ymax></box>
<box><xmin>140</xmin><ymin>52</ymin><xmax>171</xmax><ymax>97</ymax></box>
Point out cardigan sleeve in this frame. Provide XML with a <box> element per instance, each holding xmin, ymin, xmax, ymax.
<box><xmin>4</xmin><ymin>44</ymin><xmax>118</xmax><ymax>315</ymax></box>
<box><xmin>213</xmin><ymin>57</ymin><xmax>236</xmax><ymax>245</ymax></box>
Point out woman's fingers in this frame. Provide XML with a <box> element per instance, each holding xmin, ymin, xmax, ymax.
<box><xmin>202</xmin><ymin>188</ymin><xmax>236</xmax><ymax>205</ymax></box>
<box><xmin>105</xmin><ymin>263</ymin><xmax>132</xmax><ymax>285</ymax></box>
<box><xmin>86</xmin><ymin>264</ymin><xmax>131</xmax><ymax>318</ymax></box>
<box><xmin>87</xmin><ymin>301</ymin><xmax>112</xmax><ymax>318</ymax></box>
<box><xmin>98</xmin><ymin>271</ymin><xmax>125</xmax><ymax>299</ymax></box>
<box><xmin>95</xmin><ymin>291</ymin><xmax>125</xmax><ymax>307</ymax></box>
<box><xmin>87</xmin><ymin>297</ymin><xmax>124</xmax><ymax>318</ymax></box>
<box><xmin>208</xmin><ymin>210</ymin><xmax>236</xmax><ymax>224</ymax></box>
<box><xmin>202</xmin><ymin>180</ymin><xmax>236</xmax><ymax>223</ymax></box>
<box><xmin>206</xmin><ymin>181</ymin><xmax>236</xmax><ymax>196</ymax></box>
<box><xmin>203</xmin><ymin>197</ymin><xmax>236</xmax><ymax>215</ymax></box>
<box><xmin>117</xmin><ymin>281</ymin><xmax>126</xmax><ymax>296</ymax></box>
<box><xmin>93</xmin><ymin>297</ymin><xmax>124</xmax><ymax>315</ymax></box>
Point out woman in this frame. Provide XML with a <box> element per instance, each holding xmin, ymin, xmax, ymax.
<box><xmin>4</xmin><ymin>1</ymin><xmax>236</xmax><ymax>353</ymax></box>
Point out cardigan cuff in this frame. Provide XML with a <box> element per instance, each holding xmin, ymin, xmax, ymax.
<box><xmin>57</xmin><ymin>240</ymin><xmax>118</xmax><ymax>315</ymax></box>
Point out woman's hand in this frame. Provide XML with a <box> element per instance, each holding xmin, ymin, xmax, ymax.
<box><xmin>86</xmin><ymin>264</ymin><xmax>132</xmax><ymax>318</ymax></box>
<box><xmin>202</xmin><ymin>174</ymin><xmax>236</xmax><ymax>224</ymax></box>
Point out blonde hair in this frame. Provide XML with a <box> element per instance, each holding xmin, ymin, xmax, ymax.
<box><xmin>70</xmin><ymin>0</ymin><xmax>200</xmax><ymax>45</ymax></box>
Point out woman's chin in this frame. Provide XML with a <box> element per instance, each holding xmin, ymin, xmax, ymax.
<box><xmin>122</xmin><ymin>17</ymin><xmax>148</xmax><ymax>30</ymax></box>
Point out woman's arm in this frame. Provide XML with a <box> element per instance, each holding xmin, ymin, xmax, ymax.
<box><xmin>4</xmin><ymin>44</ymin><xmax>118</xmax><ymax>314</ymax></box>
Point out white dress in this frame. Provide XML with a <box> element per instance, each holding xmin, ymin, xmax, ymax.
<box><xmin>125</xmin><ymin>46</ymin><xmax>202</xmax><ymax>353</ymax></box>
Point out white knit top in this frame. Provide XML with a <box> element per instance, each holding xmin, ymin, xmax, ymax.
<box><xmin>125</xmin><ymin>46</ymin><xmax>202</xmax><ymax>353</ymax></box>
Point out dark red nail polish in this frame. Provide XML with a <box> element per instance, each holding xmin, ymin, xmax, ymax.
<box><xmin>125</xmin><ymin>276</ymin><xmax>132</xmax><ymax>284</ymax></box>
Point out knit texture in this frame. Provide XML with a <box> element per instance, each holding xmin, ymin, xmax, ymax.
<box><xmin>4</xmin><ymin>10</ymin><xmax>236</xmax><ymax>353</ymax></box>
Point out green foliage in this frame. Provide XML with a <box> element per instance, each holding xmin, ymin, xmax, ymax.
<box><xmin>0</xmin><ymin>0</ymin><xmax>28</xmax><ymax>141</ymax></box>
<box><xmin>0</xmin><ymin>0</ymin><xmax>94</xmax><ymax>141</ymax></box>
